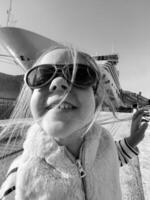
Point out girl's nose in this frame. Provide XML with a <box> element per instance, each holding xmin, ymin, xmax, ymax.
<box><xmin>49</xmin><ymin>77</ymin><xmax>69</xmax><ymax>92</ymax></box>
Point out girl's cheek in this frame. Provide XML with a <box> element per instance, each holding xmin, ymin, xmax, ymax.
<box><xmin>30</xmin><ymin>92</ymin><xmax>45</xmax><ymax>119</ymax></box>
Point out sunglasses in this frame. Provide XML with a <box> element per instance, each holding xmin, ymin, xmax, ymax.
<box><xmin>24</xmin><ymin>64</ymin><xmax>99</xmax><ymax>91</ymax></box>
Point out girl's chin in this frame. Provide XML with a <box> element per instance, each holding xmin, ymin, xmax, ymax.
<box><xmin>41</xmin><ymin>120</ymin><xmax>71</xmax><ymax>138</ymax></box>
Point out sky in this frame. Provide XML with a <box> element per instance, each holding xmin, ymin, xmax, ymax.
<box><xmin>0</xmin><ymin>0</ymin><xmax>150</xmax><ymax>98</ymax></box>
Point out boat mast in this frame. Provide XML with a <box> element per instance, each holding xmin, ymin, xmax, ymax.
<box><xmin>6</xmin><ymin>0</ymin><xmax>15</xmax><ymax>26</ymax></box>
<box><xmin>6</xmin><ymin>0</ymin><xmax>12</xmax><ymax>26</ymax></box>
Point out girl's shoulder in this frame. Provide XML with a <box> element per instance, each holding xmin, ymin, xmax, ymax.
<box><xmin>85</xmin><ymin>123</ymin><xmax>115</xmax><ymax>153</ymax></box>
<box><xmin>89</xmin><ymin>123</ymin><xmax>116</xmax><ymax>153</ymax></box>
<box><xmin>84</xmin><ymin>124</ymin><xmax>119</xmax><ymax>170</ymax></box>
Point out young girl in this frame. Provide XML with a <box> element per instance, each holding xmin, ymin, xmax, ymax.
<box><xmin>0</xmin><ymin>46</ymin><xmax>148</xmax><ymax>200</ymax></box>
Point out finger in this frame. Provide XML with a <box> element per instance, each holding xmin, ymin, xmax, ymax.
<box><xmin>142</xmin><ymin>118</ymin><xmax>149</xmax><ymax>123</ymax></box>
<box><xmin>138</xmin><ymin>122</ymin><xmax>148</xmax><ymax>134</ymax></box>
<box><xmin>132</xmin><ymin>109</ymin><xmax>144</xmax><ymax>120</ymax></box>
<box><xmin>143</xmin><ymin>111</ymin><xmax>150</xmax><ymax>121</ymax></box>
<box><xmin>133</xmin><ymin>109</ymin><xmax>149</xmax><ymax>123</ymax></box>
<box><xmin>133</xmin><ymin>111</ymin><xmax>145</xmax><ymax>127</ymax></box>
<box><xmin>144</xmin><ymin>110</ymin><xmax>150</xmax><ymax>116</ymax></box>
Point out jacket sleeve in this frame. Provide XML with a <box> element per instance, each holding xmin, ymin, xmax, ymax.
<box><xmin>115</xmin><ymin>138</ymin><xmax>139</xmax><ymax>167</ymax></box>
<box><xmin>0</xmin><ymin>156</ymin><xmax>21</xmax><ymax>200</ymax></box>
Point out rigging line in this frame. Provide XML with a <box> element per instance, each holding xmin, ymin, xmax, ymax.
<box><xmin>0</xmin><ymin>58</ymin><xmax>14</xmax><ymax>62</ymax></box>
<box><xmin>0</xmin><ymin>60</ymin><xmax>15</xmax><ymax>65</ymax></box>
<box><xmin>0</xmin><ymin>59</ymin><xmax>23</xmax><ymax>67</ymax></box>
<box><xmin>0</xmin><ymin>54</ymin><xmax>17</xmax><ymax>64</ymax></box>
<box><xmin>0</xmin><ymin>55</ymin><xmax>20</xmax><ymax>62</ymax></box>
<box><xmin>0</xmin><ymin>54</ymin><xmax>14</xmax><ymax>58</ymax></box>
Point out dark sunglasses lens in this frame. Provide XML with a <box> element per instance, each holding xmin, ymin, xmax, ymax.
<box><xmin>65</xmin><ymin>64</ymin><xmax>97</xmax><ymax>87</ymax></box>
<box><xmin>27</xmin><ymin>65</ymin><xmax>55</xmax><ymax>87</ymax></box>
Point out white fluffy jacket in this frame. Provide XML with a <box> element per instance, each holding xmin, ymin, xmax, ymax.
<box><xmin>15</xmin><ymin>123</ymin><xmax>122</xmax><ymax>200</ymax></box>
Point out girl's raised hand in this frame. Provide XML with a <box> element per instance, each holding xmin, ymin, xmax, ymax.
<box><xmin>126</xmin><ymin>109</ymin><xmax>149</xmax><ymax>148</ymax></box>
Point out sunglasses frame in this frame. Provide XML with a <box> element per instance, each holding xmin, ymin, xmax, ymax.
<box><xmin>24</xmin><ymin>64</ymin><xmax>100</xmax><ymax>91</ymax></box>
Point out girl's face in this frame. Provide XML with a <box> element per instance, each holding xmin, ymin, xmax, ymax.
<box><xmin>30</xmin><ymin>49</ymin><xmax>96</xmax><ymax>139</ymax></box>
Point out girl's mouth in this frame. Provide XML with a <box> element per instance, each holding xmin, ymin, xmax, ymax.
<box><xmin>58</xmin><ymin>102</ymin><xmax>77</xmax><ymax>110</ymax></box>
<box><xmin>46</xmin><ymin>101</ymin><xmax>77</xmax><ymax>110</ymax></box>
